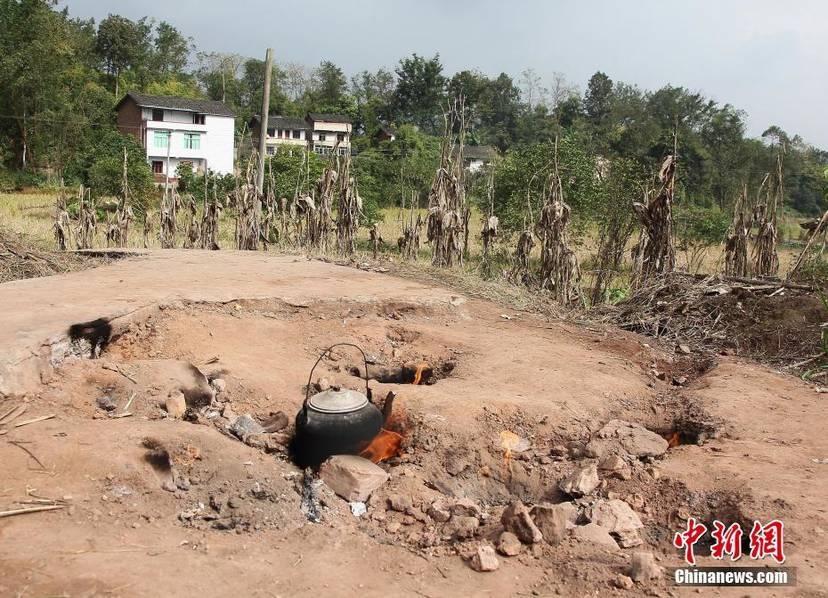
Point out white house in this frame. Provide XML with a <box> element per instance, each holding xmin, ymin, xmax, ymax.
<box><xmin>116</xmin><ymin>92</ymin><xmax>235</xmax><ymax>180</ymax></box>
<box><xmin>460</xmin><ymin>145</ymin><xmax>497</xmax><ymax>173</ymax></box>
<box><xmin>251</xmin><ymin>113</ymin><xmax>352</xmax><ymax>157</ymax></box>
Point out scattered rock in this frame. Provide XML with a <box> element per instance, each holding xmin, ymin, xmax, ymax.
<box><xmin>350</xmin><ymin>502</ymin><xmax>367</xmax><ymax>517</ymax></box>
<box><xmin>229</xmin><ymin>414</ymin><xmax>265</xmax><ymax>441</ymax></box>
<box><xmin>260</xmin><ymin>411</ymin><xmax>289</xmax><ymax>433</ymax></box>
<box><xmin>165</xmin><ymin>391</ymin><xmax>187</xmax><ymax>419</ymax></box>
<box><xmin>445</xmin><ymin>459</ymin><xmax>469</xmax><ymax>476</ymax></box>
<box><xmin>615</xmin><ymin>529</ymin><xmax>644</xmax><ymax>548</ymax></box>
<box><xmin>598</xmin><ymin>454</ymin><xmax>632</xmax><ymax>480</ymax></box>
<box><xmin>501</xmin><ymin>501</ymin><xmax>543</xmax><ymax>544</ymax></box>
<box><xmin>316</xmin><ymin>377</ymin><xmax>331</xmax><ymax>391</ymax></box>
<box><xmin>496</xmin><ymin>531</ymin><xmax>522</xmax><ymax>556</ymax></box>
<box><xmin>446</xmin><ymin>515</ymin><xmax>479</xmax><ymax>540</ymax></box>
<box><xmin>614</xmin><ymin>574</ymin><xmax>635</xmax><ymax>590</ymax></box>
<box><xmin>468</xmin><ymin>545</ymin><xmax>499</xmax><ymax>572</ymax></box>
<box><xmin>387</xmin><ymin>494</ymin><xmax>414</xmax><ymax>512</ymax></box>
<box><xmin>451</xmin><ymin>497</ymin><xmax>482</xmax><ymax>518</ymax></box>
<box><xmin>211</xmin><ymin>378</ymin><xmax>226</xmax><ymax>394</ymax></box>
<box><xmin>427</xmin><ymin>500</ymin><xmax>452</xmax><ymax>523</ymax></box>
<box><xmin>319</xmin><ymin>455</ymin><xmax>389</xmax><ymax>502</ymax></box>
<box><xmin>386</xmin><ymin>520</ymin><xmax>401</xmax><ymax>533</ymax></box>
<box><xmin>558</xmin><ymin>462</ymin><xmax>600</xmax><ymax>497</ymax></box>
<box><xmin>678</xmin><ymin>344</ymin><xmax>691</xmax><ymax>355</ymax></box>
<box><xmin>530</xmin><ymin>503</ymin><xmax>577</xmax><ymax>545</ymax></box>
<box><xmin>587</xmin><ymin>499</ymin><xmax>643</xmax><ymax>535</ymax></box>
<box><xmin>243</xmin><ymin>433</ymin><xmax>282</xmax><ymax>452</ymax></box>
<box><xmin>96</xmin><ymin>395</ymin><xmax>117</xmax><ymax>412</ymax></box>
<box><xmin>590</xmin><ymin>420</ymin><xmax>669</xmax><ymax>459</ymax></box>
<box><xmin>570</xmin><ymin>523</ymin><xmax>619</xmax><ymax>550</ymax></box>
<box><xmin>630</xmin><ymin>552</ymin><xmax>663</xmax><ymax>582</ymax></box>
<box><xmin>672</xmin><ymin>376</ymin><xmax>688</xmax><ymax>386</ymax></box>
<box><xmin>160</xmin><ymin>479</ymin><xmax>177</xmax><ymax>493</ymax></box>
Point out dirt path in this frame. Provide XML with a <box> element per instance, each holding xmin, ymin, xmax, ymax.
<box><xmin>0</xmin><ymin>251</ymin><xmax>825</xmax><ymax>597</ymax></box>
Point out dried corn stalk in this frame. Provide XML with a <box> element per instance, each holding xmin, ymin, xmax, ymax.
<box><xmin>752</xmin><ymin>151</ymin><xmax>783</xmax><ymax>277</ymax></box>
<box><xmin>509</xmin><ymin>227</ymin><xmax>535</xmax><ymax>285</ymax></box>
<box><xmin>200</xmin><ymin>189</ymin><xmax>222</xmax><ymax>250</ymax></box>
<box><xmin>398</xmin><ymin>194</ymin><xmax>422</xmax><ymax>261</ymax></box>
<box><xmin>369</xmin><ymin>223</ymin><xmax>383</xmax><ymax>259</ymax></box>
<box><xmin>631</xmin><ymin>154</ymin><xmax>676</xmax><ymax>287</ymax></box>
<box><xmin>75</xmin><ymin>185</ymin><xmax>96</xmax><ymax>250</ymax></box>
<box><xmin>724</xmin><ymin>185</ymin><xmax>750</xmax><ymax>277</ymax></box>
<box><xmin>788</xmin><ymin>209</ymin><xmax>828</xmax><ymax>280</ymax></box>
<box><xmin>183</xmin><ymin>194</ymin><xmax>200</xmax><ymax>249</ymax></box>
<box><xmin>310</xmin><ymin>163</ymin><xmax>336</xmax><ymax>250</ymax></box>
<box><xmin>481</xmin><ymin>170</ymin><xmax>498</xmax><ymax>261</ymax></box>
<box><xmin>535</xmin><ymin>140</ymin><xmax>581</xmax><ymax>303</ymax></box>
<box><xmin>53</xmin><ymin>187</ymin><xmax>71</xmax><ymax>251</ymax></box>
<box><xmin>427</xmin><ymin>97</ymin><xmax>467</xmax><ymax>268</ymax></box>
<box><xmin>159</xmin><ymin>188</ymin><xmax>180</xmax><ymax>249</ymax></box>
<box><xmin>112</xmin><ymin>148</ymin><xmax>134</xmax><ymax>247</ymax></box>
<box><xmin>336</xmin><ymin>153</ymin><xmax>361</xmax><ymax>255</ymax></box>
<box><xmin>232</xmin><ymin>156</ymin><xmax>262</xmax><ymax>251</ymax></box>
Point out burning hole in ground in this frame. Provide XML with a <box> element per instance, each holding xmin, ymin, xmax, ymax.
<box><xmin>348</xmin><ymin>360</ymin><xmax>456</xmax><ymax>385</ymax></box>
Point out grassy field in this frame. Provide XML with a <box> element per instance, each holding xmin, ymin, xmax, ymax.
<box><xmin>1</xmin><ymin>190</ymin><xmax>803</xmax><ymax>283</ymax></box>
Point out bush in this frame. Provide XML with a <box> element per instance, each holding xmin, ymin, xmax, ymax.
<box><xmin>87</xmin><ymin>132</ymin><xmax>155</xmax><ymax>216</ymax></box>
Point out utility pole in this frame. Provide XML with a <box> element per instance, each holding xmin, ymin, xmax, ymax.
<box><xmin>256</xmin><ymin>48</ymin><xmax>273</xmax><ymax>195</ymax></box>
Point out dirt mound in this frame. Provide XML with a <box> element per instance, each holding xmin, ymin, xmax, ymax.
<box><xmin>604</xmin><ymin>272</ymin><xmax>826</xmax><ymax>368</ymax></box>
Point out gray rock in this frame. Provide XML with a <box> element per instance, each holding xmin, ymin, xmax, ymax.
<box><xmin>165</xmin><ymin>391</ymin><xmax>187</xmax><ymax>419</ymax></box>
<box><xmin>616</xmin><ymin>529</ymin><xmax>644</xmax><ymax>548</ymax></box>
<box><xmin>229</xmin><ymin>414</ymin><xmax>264</xmax><ymax>441</ymax></box>
<box><xmin>559</xmin><ymin>462</ymin><xmax>600</xmax><ymax>497</ymax></box>
<box><xmin>446</xmin><ymin>515</ymin><xmax>479</xmax><ymax>540</ymax></box>
<box><xmin>319</xmin><ymin>455</ymin><xmax>389</xmax><ymax>502</ymax></box>
<box><xmin>571</xmin><ymin>523</ymin><xmax>619</xmax><ymax>550</ymax></box>
<box><xmin>469</xmin><ymin>545</ymin><xmax>499</xmax><ymax>572</ymax></box>
<box><xmin>590</xmin><ymin>420</ymin><xmax>669</xmax><ymax>459</ymax></box>
<box><xmin>96</xmin><ymin>395</ymin><xmax>117</xmax><ymax>412</ymax></box>
<box><xmin>501</xmin><ymin>501</ymin><xmax>543</xmax><ymax>544</ymax></box>
<box><xmin>587</xmin><ymin>499</ymin><xmax>643</xmax><ymax>534</ymax></box>
<box><xmin>598</xmin><ymin>454</ymin><xmax>632</xmax><ymax>480</ymax></box>
<box><xmin>614</xmin><ymin>574</ymin><xmax>635</xmax><ymax>590</ymax></box>
<box><xmin>496</xmin><ymin>531</ymin><xmax>522</xmax><ymax>556</ymax></box>
<box><xmin>427</xmin><ymin>499</ymin><xmax>452</xmax><ymax>523</ymax></box>
<box><xmin>261</xmin><ymin>411</ymin><xmax>289</xmax><ymax>433</ymax></box>
<box><xmin>630</xmin><ymin>552</ymin><xmax>663</xmax><ymax>582</ymax></box>
<box><xmin>451</xmin><ymin>497</ymin><xmax>482</xmax><ymax>518</ymax></box>
<box><xmin>211</xmin><ymin>378</ymin><xmax>226</xmax><ymax>393</ymax></box>
<box><xmin>531</xmin><ymin>503</ymin><xmax>577</xmax><ymax>545</ymax></box>
<box><xmin>387</xmin><ymin>494</ymin><xmax>414</xmax><ymax>512</ymax></box>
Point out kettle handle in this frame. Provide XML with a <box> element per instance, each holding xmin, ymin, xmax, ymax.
<box><xmin>304</xmin><ymin>343</ymin><xmax>371</xmax><ymax>408</ymax></box>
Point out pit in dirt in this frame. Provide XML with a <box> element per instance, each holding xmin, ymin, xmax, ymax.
<box><xmin>28</xmin><ymin>291</ymin><xmax>805</xmax><ymax>595</ymax></box>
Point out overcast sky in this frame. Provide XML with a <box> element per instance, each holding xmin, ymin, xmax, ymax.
<box><xmin>61</xmin><ymin>0</ymin><xmax>828</xmax><ymax>147</ymax></box>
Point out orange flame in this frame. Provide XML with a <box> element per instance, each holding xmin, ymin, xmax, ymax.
<box><xmin>412</xmin><ymin>363</ymin><xmax>428</xmax><ymax>385</ymax></box>
<box><xmin>500</xmin><ymin>430</ymin><xmax>519</xmax><ymax>477</ymax></box>
<box><xmin>360</xmin><ymin>429</ymin><xmax>403</xmax><ymax>463</ymax></box>
<box><xmin>666</xmin><ymin>431</ymin><xmax>681</xmax><ymax>448</ymax></box>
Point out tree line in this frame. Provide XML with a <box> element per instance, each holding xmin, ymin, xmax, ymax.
<box><xmin>1</xmin><ymin>0</ymin><xmax>826</xmax><ymax>225</ymax></box>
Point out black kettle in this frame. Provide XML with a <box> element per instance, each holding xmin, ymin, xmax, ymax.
<box><xmin>292</xmin><ymin>343</ymin><xmax>383</xmax><ymax>468</ymax></box>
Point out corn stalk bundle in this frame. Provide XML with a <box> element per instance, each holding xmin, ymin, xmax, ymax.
<box><xmin>183</xmin><ymin>194</ymin><xmax>200</xmax><ymax>249</ymax></box>
<box><xmin>509</xmin><ymin>227</ymin><xmax>535</xmax><ymax>285</ymax></box>
<box><xmin>112</xmin><ymin>148</ymin><xmax>134</xmax><ymax>248</ymax></box>
<box><xmin>75</xmin><ymin>184</ymin><xmax>96</xmax><ymax>250</ymax></box>
<box><xmin>260</xmin><ymin>165</ymin><xmax>279</xmax><ymax>250</ymax></box>
<box><xmin>752</xmin><ymin>152</ymin><xmax>783</xmax><ymax>277</ymax></box>
<box><xmin>279</xmin><ymin>197</ymin><xmax>291</xmax><ymax>247</ymax></box>
<box><xmin>631</xmin><ymin>154</ymin><xmax>676</xmax><ymax>287</ymax></box>
<box><xmin>142</xmin><ymin>212</ymin><xmax>152</xmax><ymax>249</ymax></box>
<box><xmin>481</xmin><ymin>170</ymin><xmax>498</xmax><ymax>262</ymax></box>
<box><xmin>426</xmin><ymin>97</ymin><xmax>467</xmax><ymax>268</ymax></box>
<box><xmin>310</xmin><ymin>165</ymin><xmax>336</xmax><ymax>250</ymax></box>
<box><xmin>788</xmin><ymin>209</ymin><xmax>828</xmax><ymax>280</ymax></box>
<box><xmin>200</xmin><ymin>189</ymin><xmax>222</xmax><ymax>250</ymax></box>
<box><xmin>398</xmin><ymin>196</ymin><xmax>422</xmax><ymax>261</ymax></box>
<box><xmin>724</xmin><ymin>185</ymin><xmax>750</xmax><ymax>277</ymax></box>
<box><xmin>105</xmin><ymin>214</ymin><xmax>119</xmax><ymax>247</ymax></box>
<box><xmin>536</xmin><ymin>162</ymin><xmax>581</xmax><ymax>303</ymax></box>
<box><xmin>336</xmin><ymin>154</ymin><xmax>361</xmax><ymax>255</ymax></box>
<box><xmin>53</xmin><ymin>188</ymin><xmax>71</xmax><ymax>251</ymax></box>
<box><xmin>159</xmin><ymin>188</ymin><xmax>180</xmax><ymax>249</ymax></box>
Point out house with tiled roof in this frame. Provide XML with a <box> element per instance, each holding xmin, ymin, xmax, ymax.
<box><xmin>251</xmin><ymin>112</ymin><xmax>352</xmax><ymax>157</ymax></box>
<box><xmin>115</xmin><ymin>92</ymin><xmax>236</xmax><ymax>179</ymax></box>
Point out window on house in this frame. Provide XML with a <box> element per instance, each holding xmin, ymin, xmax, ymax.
<box><xmin>183</xmin><ymin>133</ymin><xmax>201</xmax><ymax>150</ymax></box>
<box><xmin>293</xmin><ymin>130</ymin><xmax>301</xmax><ymax>139</ymax></box>
<box><xmin>192</xmin><ymin>113</ymin><xmax>206</xmax><ymax>125</ymax></box>
<box><xmin>151</xmin><ymin>161</ymin><xmax>164</xmax><ymax>174</ymax></box>
<box><xmin>338</xmin><ymin>147</ymin><xmax>348</xmax><ymax>156</ymax></box>
<box><xmin>277</xmin><ymin>129</ymin><xmax>283</xmax><ymax>138</ymax></box>
<box><xmin>267</xmin><ymin>128</ymin><xmax>275</xmax><ymax>137</ymax></box>
<box><xmin>266</xmin><ymin>146</ymin><xmax>275</xmax><ymax>155</ymax></box>
<box><xmin>152</xmin><ymin>109</ymin><xmax>164</xmax><ymax>122</ymax></box>
<box><xmin>153</xmin><ymin>131</ymin><xmax>169</xmax><ymax>149</ymax></box>
<box><xmin>337</xmin><ymin>133</ymin><xmax>345</xmax><ymax>142</ymax></box>
<box><xmin>318</xmin><ymin>133</ymin><xmax>326</xmax><ymax>142</ymax></box>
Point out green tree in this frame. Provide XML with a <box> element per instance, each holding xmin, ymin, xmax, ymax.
<box><xmin>391</xmin><ymin>53</ymin><xmax>446</xmax><ymax>133</ymax></box>
<box><xmin>151</xmin><ymin>21</ymin><xmax>191</xmax><ymax>77</ymax></box>
<box><xmin>95</xmin><ymin>14</ymin><xmax>152</xmax><ymax>95</ymax></box>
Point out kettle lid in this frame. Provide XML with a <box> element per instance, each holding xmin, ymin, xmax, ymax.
<box><xmin>307</xmin><ymin>388</ymin><xmax>369</xmax><ymax>414</ymax></box>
